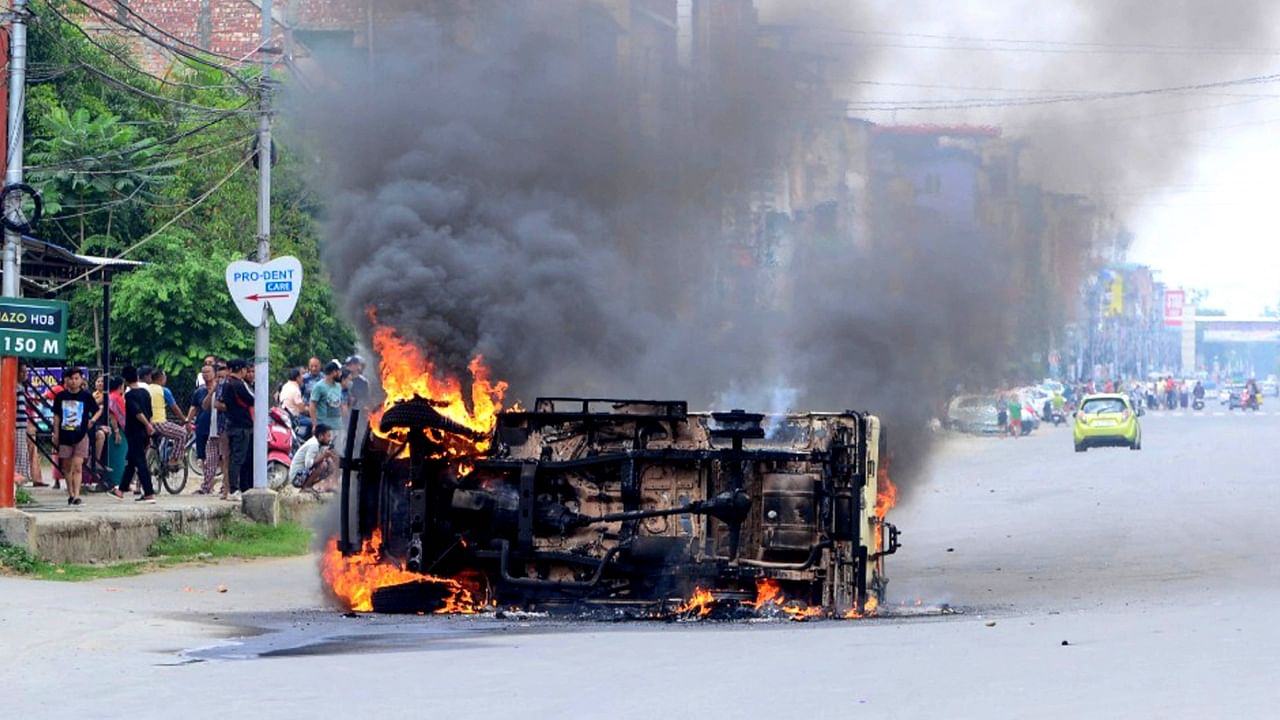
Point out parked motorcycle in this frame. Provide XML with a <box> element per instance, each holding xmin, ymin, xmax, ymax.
<box><xmin>282</xmin><ymin>407</ymin><xmax>310</xmax><ymax>452</ymax></box>
<box><xmin>267</xmin><ymin>408</ymin><xmax>296</xmax><ymax>489</ymax></box>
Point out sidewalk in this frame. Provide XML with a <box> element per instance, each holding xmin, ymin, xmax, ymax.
<box><xmin>1</xmin><ymin>486</ymin><xmax>330</xmax><ymax>564</ymax></box>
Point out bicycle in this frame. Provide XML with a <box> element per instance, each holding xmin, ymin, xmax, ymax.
<box><xmin>146</xmin><ymin>425</ymin><xmax>193</xmax><ymax>495</ymax></box>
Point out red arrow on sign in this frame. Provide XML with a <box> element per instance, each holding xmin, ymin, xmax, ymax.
<box><xmin>245</xmin><ymin>293</ymin><xmax>291</xmax><ymax>301</ymax></box>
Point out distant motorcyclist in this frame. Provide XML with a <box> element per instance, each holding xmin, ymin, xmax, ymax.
<box><xmin>1245</xmin><ymin>379</ymin><xmax>1261</xmax><ymax>409</ymax></box>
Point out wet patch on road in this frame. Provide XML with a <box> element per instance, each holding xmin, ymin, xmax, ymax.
<box><xmin>183</xmin><ymin>604</ymin><xmax>968</xmax><ymax>660</ymax></box>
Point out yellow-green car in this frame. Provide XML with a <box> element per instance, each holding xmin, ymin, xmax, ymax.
<box><xmin>1073</xmin><ymin>393</ymin><xmax>1142</xmax><ymax>452</ymax></box>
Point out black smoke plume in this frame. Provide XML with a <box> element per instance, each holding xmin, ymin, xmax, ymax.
<box><xmin>295</xmin><ymin>2</ymin><xmax>1059</xmax><ymax>495</ymax></box>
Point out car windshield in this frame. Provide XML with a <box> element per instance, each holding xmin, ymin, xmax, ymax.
<box><xmin>1082</xmin><ymin>398</ymin><xmax>1126</xmax><ymax>414</ymax></box>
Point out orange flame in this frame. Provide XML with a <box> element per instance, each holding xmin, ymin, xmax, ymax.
<box><xmin>783</xmin><ymin>605</ymin><xmax>824</xmax><ymax>621</ymax></box>
<box><xmin>745</xmin><ymin>578</ymin><xmax>825</xmax><ymax>620</ymax></box>
<box><xmin>750</xmin><ymin>578</ymin><xmax>784</xmax><ymax>610</ymax></box>
<box><xmin>321</xmin><ymin>530</ymin><xmax>479</xmax><ymax>614</ymax></box>
<box><xmin>675</xmin><ymin>587</ymin><xmax>717</xmax><ymax>617</ymax></box>
<box><xmin>875</xmin><ymin>465</ymin><xmax>897</xmax><ymax>521</ymax></box>
<box><xmin>369</xmin><ymin>320</ymin><xmax>507</xmax><ymax>458</ymax></box>
<box><xmin>873</xmin><ymin>465</ymin><xmax>898</xmax><ymax>554</ymax></box>
<box><xmin>843</xmin><ymin>595</ymin><xmax>880</xmax><ymax>619</ymax></box>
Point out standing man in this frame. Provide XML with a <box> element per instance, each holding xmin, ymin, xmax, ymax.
<box><xmin>110</xmin><ymin>366</ymin><xmax>156</xmax><ymax>503</ymax></box>
<box><xmin>309</xmin><ymin>360</ymin><xmax>347</xmax><ymax>450</ymax></box>
<box><xmin>51</xmin><ymin>368</ymin><xmax>100</xmax><ymax>506</ymax></box>
<box><xmin>300</xmin><ymin>356</ymin><xmax>323</xmax><ymax>399</ymax></box>
<box><xmin>195</xmin><ymin>355</ymin><xmax>217</xmax><ymax>388</ymax></box>
<box><xmin>14</xmin><ymin>360</ymin><xmax>31</xmax><ymax>485</ymax></box>
<box><xmin>344</xmin><ymin>355</ymin><xmax>371</xmax><ymax>413</ymax></box>
<box><xmin>278</xmin><ymin>367</ymin><xmax>306</xmax><ymax>416</ymax></box>
<box><xmin>187</xmin><ymin>364</ymin><xmax>214</xmax><ymax>493</ymax></box>
<box><xmin>219</xmin><ymin>359</ymin><xmax>255</xmax><ymax>499</ymax></box>
<box><xmin>201</xmin><ymin>363</ymin><xmax>230</xmax><ymax>497</ymax></box>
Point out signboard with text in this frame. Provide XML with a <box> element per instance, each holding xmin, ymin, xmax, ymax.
<box><xmin>1163</xmin><ymin>289</ymin><xmax>1185</xmax><ymax>327</ymax></box>
<box><xmin>225</xmin><ymin>256</ymin><xmax>304</xmax><ymax>327</ymax></box>
<box><xmin>0</xmin><ymin>297</ymin><xmax>69</xmax><ymax>359</ymax></box>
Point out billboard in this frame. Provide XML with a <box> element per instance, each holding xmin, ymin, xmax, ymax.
<box><xmin>1163</xmin><ymin>289</ymin><xmax>1185</xmax><ymax>327</ymax></box>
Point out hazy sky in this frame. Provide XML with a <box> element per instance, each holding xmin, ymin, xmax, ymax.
<box><xmin>763</xmin><ymin>1</ymin><xmax>1280</xmax><ymax>316</ymax></box>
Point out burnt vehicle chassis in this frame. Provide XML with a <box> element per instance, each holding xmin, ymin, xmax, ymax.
<box><xmin>338</xmin><ymin>398</ymin><xmax>899</xmax><ymax>615</ymax></box>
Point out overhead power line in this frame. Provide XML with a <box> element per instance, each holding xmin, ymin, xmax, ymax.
<box><xmin>62</xmin><ymin>0</ymin><xmax>259</xmax><ymax>95</ymax></box>
<box><xmin>46</xmin><ymin>154</ymin><xmax>254</xmax><ymax>293</ymax></box>
<box><xmin>26</xmin><ymin>112</ymin><xmax>250</xmax><ymax>172</ymax></box>
<box><xmin>786</xmin><ymin>25</ymin><xmax>1280</xmax><ymax>57</ymax></box>
<box><xmin>846</xmin><ymin>71</ymin><xmax>1280</xmax><ymax>112</ymax></box>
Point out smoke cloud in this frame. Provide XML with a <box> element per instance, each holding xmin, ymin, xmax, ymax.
<box><xmin>296</xmin><ymin>2</ymin><xmax>1273</xmax><ymax>496</ymax></box>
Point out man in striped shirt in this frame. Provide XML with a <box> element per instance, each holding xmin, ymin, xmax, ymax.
<box><xmin>15</xmin><ymin>360</ymin><xmax>32</xmax><ymax>485</ymax></box>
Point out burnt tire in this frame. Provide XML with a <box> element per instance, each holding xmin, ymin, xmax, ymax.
<box><xmin>380</xmin><ymin>397</ymin><xmax>482</xmax><ymax>438</ymax></box>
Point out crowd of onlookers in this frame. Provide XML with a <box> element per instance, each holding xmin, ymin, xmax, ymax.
<box><xmin>15</xmin><ymin>353</ymin><xmax>372</xmax><ymax>506</ymax></box>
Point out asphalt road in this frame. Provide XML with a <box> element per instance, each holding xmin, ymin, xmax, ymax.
<box><xmin>5</xmin><ymin>409</ymin><xmax>1278</xmax><ymax>719</ymax></box>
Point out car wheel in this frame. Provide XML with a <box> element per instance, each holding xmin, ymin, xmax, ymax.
<box><xmin>1074</xmin><ymin>443</ymin><xmax>1085</xmax><ymax>453</ymax></box>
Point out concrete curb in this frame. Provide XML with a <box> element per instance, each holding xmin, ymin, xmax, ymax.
<box><xmin>0</xmin><ymin>508</ymin><xmax>37</xmax><ymax>553</ymax></box>
<box><xmin>280</xmin><ymin>492</ymin><xmax>330</xmax><ymax>526</ymax></box>
<box><xmin>33</xmin><ymin>504</ymin><xmax>239</xmax><ymax>565</ymax></box>
<box><xmin>2</xmin><ymin>491</ymin><xmax>334</xmax><ymax>565</ymax></box>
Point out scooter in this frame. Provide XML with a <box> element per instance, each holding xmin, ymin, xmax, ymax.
<box><xmin>266</xmin><ymin>407</ymin><xmax>296</xmax><ymax>489</ymax></box>
<box><xmin>1192</xmin><ymin>397</ymin><xmax>1205</xmax><ymax>411</ymax></box>
<box><xmin>282</xmin><ymin>406</ymin><xmax>310</xmax><ymax>450</ymax></box>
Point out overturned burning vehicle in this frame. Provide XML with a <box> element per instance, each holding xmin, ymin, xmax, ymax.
<box><xmin>328</xmin><ymin>391</ymin><xmax>901</xmax><ymax>619</ymax></box>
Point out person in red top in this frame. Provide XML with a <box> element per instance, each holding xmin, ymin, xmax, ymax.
<box><xmin>105</xmin><ymin>376</ymin><xmax>128</xmax><ymax>490</ymax></box>
<box><xmin>44</xmin><ymin>380</ymin><xmax>65</xmax><ymax>489</ymax></box>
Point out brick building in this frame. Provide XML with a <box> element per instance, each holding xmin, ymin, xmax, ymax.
<box><xmin>81</xmin><ymin>0</ymin><xmax>443</xmax><ymax>71</ymax></box>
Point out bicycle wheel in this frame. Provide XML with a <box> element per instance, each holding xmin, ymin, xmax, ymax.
<box><xmin>162</xmin><ymin>458</ymin><xmax>188</xmax><ymax>495</ymax></box>
<box><xmin>145</xmin><ymin>446</ymin><xmax>162</xmax><ymax>482</ymax></box>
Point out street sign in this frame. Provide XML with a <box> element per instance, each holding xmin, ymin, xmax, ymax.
<box><xmin>225</xmin><ymin>256</ymin><xmax>303</xmax><ymax>326</ymax></box>
<box><xmin>0</xmin><ymin>297</ymin><xmax>68</xmax><ymax>359</ymax></box>
<box><xmin>1164</xmin><ymin>289</ymin><xmax>1185</xmax><ymax>327</ymax></box>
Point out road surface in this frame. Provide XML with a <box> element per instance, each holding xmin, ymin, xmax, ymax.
<box><xmin>4</xmin><ymin>410</ymin><xmax>1278</xmax><ymax>718</ymax></box>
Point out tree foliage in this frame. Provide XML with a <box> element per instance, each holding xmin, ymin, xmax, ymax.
<box><xmin>23</xmin><ymin>2</ymin><xmax>354</xmax><ymax>384</ymax></box>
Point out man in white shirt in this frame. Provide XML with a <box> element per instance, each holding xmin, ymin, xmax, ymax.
<box><xmin>278</xmin><ymin>367</ymin><xmax>307</xmax><ymax>421</ymax></box>
<box><xmin>289</xmin><ymin>423</ymin><xmax>337</xmax><ymax>492</ymax></box>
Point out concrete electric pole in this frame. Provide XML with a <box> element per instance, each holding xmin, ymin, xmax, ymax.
<box><xmin>251</xmin><ymin>0</ymin><xmax>273</xmax><ymax>491</ymax></box>
<box><xmin>0</xmin><ymin>0</ymin><xmax>28</xmax><ymax>508</ymax></box>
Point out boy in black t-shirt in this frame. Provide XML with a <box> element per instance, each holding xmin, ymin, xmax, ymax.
<box><xmin>51</xmin><ymin>368</ymin><xmax>100</xmax><ymax>505</ymax></box>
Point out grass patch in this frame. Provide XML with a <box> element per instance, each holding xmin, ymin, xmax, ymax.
<box><xmin>15</xmin><ymin>487</ymin><xmax>33</xmax><ymax>506</ymax></box>
<box><xmin>149</xmin><ymin>520</ymin><xmax>312</xmax><ymax>560</ymax></box>
<box><xmin>0</xmin><ymin>543</ymin><xmax>148</xmax><ymax>581</ymax></box>
<box><xmin>0</xmin><ymin>521</ymin><xmax>312</xmax><ymax>582</ymax></box>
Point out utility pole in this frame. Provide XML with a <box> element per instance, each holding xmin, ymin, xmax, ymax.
<box><xmin>251</xmin><ymin>0</ymin><xmax>272</xmax><ymax>491</ymax></box>
<box><xmin>0</xmin><ymin>0</ymin><xmax>27</xmax><ymax>508</ymax></box>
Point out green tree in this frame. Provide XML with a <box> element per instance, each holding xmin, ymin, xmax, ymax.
<box><xmin>28</xmin><ymin>106</ymin><xmax>173</xmax><ymax>251</ymax></box>
<box><xmin>25</xmin><ymin>2</ymin><xmax>355</xmax><ymax>384</ymax></box>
